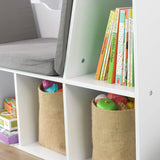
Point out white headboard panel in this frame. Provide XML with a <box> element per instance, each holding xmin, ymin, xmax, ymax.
<box><xmin>31</xmin><ymin>0</ymin><xmax>61</xmax><ymax>38</ymax></box>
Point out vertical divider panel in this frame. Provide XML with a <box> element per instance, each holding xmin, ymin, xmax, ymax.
<box><xmin>63</xmin><ymin>84</ymin><xmax>101</xmax><ymax>160</ymax></box>
<box><xmin>14</xmin><ymin>74</ymin><xmax>41</xmax><ymax>146</ymax></box>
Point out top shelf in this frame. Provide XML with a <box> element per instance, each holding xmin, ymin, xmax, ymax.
<box><xmin>66</xmin><ymin>73</ymin><xmax>135</xmax><ymax>98</ymax></box>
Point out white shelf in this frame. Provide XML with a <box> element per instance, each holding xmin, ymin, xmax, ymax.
<box><xmin>66</xmin><ymin>73</ymin><xmax>135</xmax><ymax>98</ymax></box>
<box><xmin>0</xmin><ymin>67</ymin><xmax>64</xmax><ymax>83</ymax></box>
<box><xmin>13</xmin><ymin>142</ymin><xmax>67</xmax><ymax>160</ymax></box>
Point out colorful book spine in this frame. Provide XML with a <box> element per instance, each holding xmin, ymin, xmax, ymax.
<box><xmin>95</xmin><ymin>10</ymin><xmax>115</xmax><ymax>80</ymax></box>
<box><xmin>131</xmin><ymin>12</ymin><xmax>134</xmax><ymax>87</ymax></box>
<box><xmin>107</xmin><ymin>8</ymin><xmax>120</xmax><ymax>84</ymax></box>
<box><xmin>122</xmin><ymin>9</ymin><xmax>129</xmax><ymax>86</ymax></box>
<box><xmin>100</xmin><ymin>11</ymin><xmax>115</xmax><ymax>80</ymax></box>
<box><xmin>115</xmin><ymin>10</ymin><xmax>126</xmax><ymax>85</ymax></box>
<box><xmin>127</xmin><ymin>9</ymin><xmax>132</xmax><ymax>87</ymax></box>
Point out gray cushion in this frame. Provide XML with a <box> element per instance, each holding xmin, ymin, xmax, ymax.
<box><xmin>54</xmin><ymin>0</ymin><xmax>73</xmax><ymax>75</ymax></box>
<box><xmin>0</xmin><ymin>38</ymin><xmax>58</xmax><ymax>75</ymax></box>
<box><xmin>0</xmin><ymin>0</ymin><xmax>37</xmax><ymax>43</ymax></box>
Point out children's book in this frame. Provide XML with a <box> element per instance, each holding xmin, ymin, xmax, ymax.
<box><xmin>122</xmin><ymin>9</ymin><xmax>129</xmax><ymax>86</ymax></box>
<box><xmin>99</xmin><ymin>11</ymin><xmax>115</xmax><ymax>80</ymax></box>
<box><xmin>95</xmin><ymin>10</ymin><xmax>115</xmax><ymax>80</ymax></box>
<box><xmin>107</xmin><ymin>8</ymin><xmax>120</xmax><ymax>84</ymax></box>
<box><xmin>127</xmin><ymin>9</ymin><xmax>132</xmax><ymax>87</ymax></box>
<box><xmin>131</xmin><ymin>12</ymin><xmax>134</xmax><ymax>87</ymax></box>
<box><xmin>115</xmin><ymin>10</ymin><xmax>126</xmax><ymax>85</ymax></box>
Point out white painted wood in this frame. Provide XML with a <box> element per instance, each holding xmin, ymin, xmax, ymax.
<box><xmin>63</xmin><ymin>84</ymin><xmax>101</xmax><ymax>160</ymax></box>
<box><xmin>32</xmin><ymin>2</ymin><xmax>61</xmax><ymax>38</ymax></box>
<box><xmin>66</xmin><ymin>73</ymin><xmax>135</xmax><ymax>98</ymax></box>
<box><xmin>64</xmin><ymin>0</ymin><xmax>132</xmax><ymax>78</ymax></box>
<box><xmin>13</xmin><ymin>142</ymin><xmax>66</xmax><ymax>160</ymax></box>
<box><xmin>134</xmin><ymin>0</ymin><xmax>160</xmax><ymax>160</ymax></box>
<box><xmin>0</xmin><ymin>71</ymin><xmax>15</xmax><ymax>108</ymax></box>
<box><xmin>15</xmin><ymin>74</ymin><xmax>41</xmax><ymax>145</ymax></box>
<box><xmin>0</xmin><ymin>67</ymin><xmax>64</xmax><ymax>83</ymax></box>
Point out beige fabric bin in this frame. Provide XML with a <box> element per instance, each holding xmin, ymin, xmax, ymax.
<box><xmin>38</xmin><ymin>85</ymin><xmax>66</xmax><ymax>154</ymax></box>
<box><xmin>92</xmin><ymin>101</ymin><xmax>136</xmax><ymax>160</ymax></box>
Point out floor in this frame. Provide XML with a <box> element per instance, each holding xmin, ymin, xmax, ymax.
<box><xmin>0</xmin><ymin>142</ymin><xmax>42</xmax><ymax>160</ymax></box>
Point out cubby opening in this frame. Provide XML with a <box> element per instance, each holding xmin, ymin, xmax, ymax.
<box><xmin>64</xmin><ymin>84</ymin><xmax>135</xmax><ymax>160</ymax></box>
<box><xmin>14</xmin><ymin>74</ymin><xmax>66</xmax><ymax>160</ymax></box>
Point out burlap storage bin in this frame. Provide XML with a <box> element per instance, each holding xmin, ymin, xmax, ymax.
<box><xmin>38</xmin><ymin>85</ymin><xmax>66</xmax><ymax>154</ymax></box>
<box><xmin>92</xmin><ymin>101</ymin><xmax>136</xmax><ymax>160</ymax></box>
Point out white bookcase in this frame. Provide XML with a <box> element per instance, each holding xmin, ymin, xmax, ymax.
<box><xmin>0</xmin><ymin>0</ymin><xmax>159</xmax><ymax>160</ymax></box>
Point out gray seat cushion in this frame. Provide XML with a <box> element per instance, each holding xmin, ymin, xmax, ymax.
<box><xmin>0</xmin><ymin>38</ymin><xmax>58</xmax><ymax>75</ymax></box>
<box><xmin>54</xmin><ymin>0</ymin><xmax>73</xmax><ymax>75</ymax></box>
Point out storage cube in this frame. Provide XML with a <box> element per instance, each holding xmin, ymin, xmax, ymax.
<box><xmin>38</xmin><ymin>85</ymin><xmax>66</xmax><ymax>154</ymax></box>
<box><xmin>0</xmin><ymin>127</ymin><xmax>18</xmax><ymax>144</ymax></box>
<box><xmin>0</xmin><ymin>110</ymin><xmax>17</xmax><ymax>131</ymax></box>
<box><xmin>92</xmin><ymin>101</ymin><xmax>136</xmax><ymax>160</ymax></box>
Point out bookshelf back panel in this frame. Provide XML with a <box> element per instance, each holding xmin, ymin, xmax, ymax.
<box><xmin>64</xmin><ymin>0</ymin><xmax>132</xmax><ymax>78</ymax></box>
<box><xmin>0</xmin><ymin>71</ymin><xmax>15</xmax><ymax>108</ymax></box>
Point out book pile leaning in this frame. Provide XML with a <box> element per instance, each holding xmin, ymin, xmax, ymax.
<box><xmin>95</xmin><ymin>8</ymin><xmax>134</xmax><ymax>87</ymax></box>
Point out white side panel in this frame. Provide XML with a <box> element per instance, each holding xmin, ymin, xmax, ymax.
<box><xmin>0</xmin><ymin>71</ymin><xmax>15</xmax><ymax>108</ymax></box>
<box><xmin>15</xmin><ymin>74</ymin><xmax>41</xmax><ymax>145</ymax></box>
<box><xmin>63</xmin><ymin>84</ymin><xmax>101</xmax><ymax>160</ymax></box>
<box><xmin>64</xmin><ymin>0</ymin><xmax>132</xmax><ymax>78</ymax></box>
<box><xmin>135</xmin><ymin>0</ymin><xmax>160</xmax><ymax>159</ymax></box>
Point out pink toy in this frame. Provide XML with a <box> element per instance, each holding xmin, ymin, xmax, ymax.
<box><xmin>95</xmin><ymin>94</ymin><xmax>108</xmax><ymax>104</ymax></box>
<box><xmin>107</xmin><ymin>93</ymin><xmax>127</xmax><ymax>104</ymax></box>
<box><xmin>42</xmin><ymin>80</ymin><xmax>62</xmax><ymax>91</ymax></box>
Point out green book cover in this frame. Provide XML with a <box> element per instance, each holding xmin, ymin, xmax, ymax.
<box><xmin>107</xmin><ymin>8</ymin><xmax>120</xmax><ymax>83</ymax></box>
<box><xmin>99</xmin><ymin>10</ymin><xmax>115</xmax><ymax>80</ymax></box>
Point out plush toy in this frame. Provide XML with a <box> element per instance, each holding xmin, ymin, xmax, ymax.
<box><xmin>126</xmin><ymin>102</ymin><xmax>134</xmax><ymax>109</ymax></box>
<box><xmin>42</xmin><ymin>80</ymin><xmax>62</xmax><ymax>91</ymax></box>
<box><xmin>107</xmin><ymin>93</ymin><xmax>127</xmax><ymax>104</ymax></box>
<box><xmin>97</xmin><ymin>98</ymin><xmax>117</xmax><ymax>110</ymax></box>
<box><xmin>117</xmin><ymin>102</ymin><xmax>128</xmax><ymax>110</ymax></box>
<box><xmin>45</xmin><ymin>84</ymin><xmax>59</xmax><ymax>93</ymax></box>
<box><xmin>95</xmin><ymin>94</ymin><xmax>108</xmax><ymax>104</ymax></box>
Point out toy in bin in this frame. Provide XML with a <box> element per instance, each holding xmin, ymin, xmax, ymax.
<box><xmin>42</xmin><ymin>80</ymin><xmax>63</xmax><ymax>93</ymax></box>
<box><xmin>0</xmin><ymin>127</ymin><xmax>18</xmax><ymax>144</ymax></box>
<box><xmin>0</xmin><ymin>110</ymin><xmax>17</xmax><ymax>131</ymax></box>
<box><xmin>4</xmin><ymin>97</ymin><xmax>17</xmax><ymax>117</ymax></box>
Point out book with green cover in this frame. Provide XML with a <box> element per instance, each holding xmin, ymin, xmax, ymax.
<box><xmin>107</xmin><ymin>8</ymin><xmax>120</xmax><ymax>83</ymax></box>
<box><xmin>95</xmin><ymin>10</ymin><xmax>115</xmax><ymax>80</ymax></box>
<box><xmin>99</xmin><ymin>10</ymin><xmax>115</xmax><ymax>80</ymax></box>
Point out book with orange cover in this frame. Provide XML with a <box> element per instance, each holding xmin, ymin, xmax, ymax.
<box><xmin>95</xmin><ymin>10</ymin><xmax>115</xmax><ymax>80</ymax></box>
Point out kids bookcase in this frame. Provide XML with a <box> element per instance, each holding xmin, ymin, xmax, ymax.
<box><xmin>0</xmin><ymin>0</ymin><xmax>159</xmax><ymax>160</ymax></box>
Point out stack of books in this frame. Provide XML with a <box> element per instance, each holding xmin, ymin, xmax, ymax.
<box><xmin>95</xmin><ymin>8</ymin><xmax>134</xmax><ymax>87</ymax></box>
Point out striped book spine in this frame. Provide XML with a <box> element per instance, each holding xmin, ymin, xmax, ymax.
<box><xmin>107</xmin><ymin>8</ymin><xmax>120</xmax><ymax>84</ymax></box>
<box><xmin>127</xmin><ymin>9</ymin><xmax>132</xmax><ymax>87</ymax></box>
<box><xmin>122</xmin><ymin>9</ymin><xmax>129</xmax><ymax>86</ymax></box>
<box><xmin>115</xmin><ymin>10</ymin><xmax>126</xmax><ymax>85</ymax></box>
<box><xmin>100</xmin><ymin>12</ymin><xmax>115</xmax><ymax>80</ymax></box>
<box><xmin>95</xmin><ymin>10</ymin><xmax>115</xmax><ymax>80</ymax></box>
<box><xmin>131</xmin><ymin>12</ymin><xmax>134</xmax><ymax>87</ymax></box>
